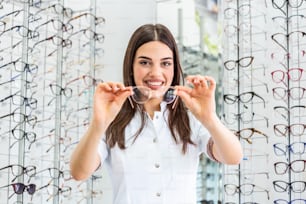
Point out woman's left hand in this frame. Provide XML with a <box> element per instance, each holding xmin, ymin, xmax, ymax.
<box><xmin>175</xmin><ymin>75</ymin><xmax>217</xmax><ymax>126</ymax></box>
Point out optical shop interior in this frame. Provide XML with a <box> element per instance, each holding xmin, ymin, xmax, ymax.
<box><xmin>0</xmin><ymin>0</ymin><xmax>306</xmax><ymax>203</ymax></box>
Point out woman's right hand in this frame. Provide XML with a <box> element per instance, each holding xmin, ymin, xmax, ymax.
<box><xmin>91</xmin><ymin>82</ymin><xmax>132</xmax><ymax>132</ymax></box>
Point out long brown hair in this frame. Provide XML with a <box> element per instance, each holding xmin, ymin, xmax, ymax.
<box><xmin>105</xmin><ymin>24</ymin><xmax>194</xmax><ymax>154</ymax></box>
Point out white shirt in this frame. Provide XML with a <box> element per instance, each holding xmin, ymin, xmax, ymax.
<box><xmin>98</xmin><ymin>102</ymin><xmax>213</xmax><ymax>204</ymax></box>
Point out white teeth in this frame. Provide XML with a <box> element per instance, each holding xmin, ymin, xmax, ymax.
<box><xmin>147</xmin><ymin>82</ymin><xmax>163</xmax><ymax>86</ymax></box>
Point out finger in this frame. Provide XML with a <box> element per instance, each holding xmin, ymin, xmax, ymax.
<box><xmin>95</xmin><ymin>83</ymin><xmax>111</xmax><ymax>93</ymax></box>
<box><xmin>175</xmin><ymin>85</ymin><xmax>191</xmax><ymax>98</ymax></box>
<box><xmin>117</xmin><ymin>83</ymin><xmax>129</xmax><ymax>91</ymax></box>
<box><xmin>117</xmin><ymin>89</ymin><xmax>133</xmax><ymax>101</ymax></box>
<box><xmin>102</xmin><ymin>82</ymin><xmax>114</xmax><ymax>90</ymax></box>
<box><xmin>198</xmin><ymin>77</ymin><xmax>209</xmax><ymax>89</ymax></box>
<box><xmin>175</xmin><ymin>85</ymin><xmax>192</xmax><ymax>95</ymax></box>
<box><xmin>109</xmin><ymin>83</ymin><xmax>120</xmax><ymax>92</ymax></box>
<box><xmin>175</xmin><ymin>88</ymin><xmax>190</xmax><ymax>103</ymax></box>
<box><xmin>107</xmin><ymin>82</ymin><xmax>127</xmax><ymax>93</ymax></box>
<box><xmin>204</xmin><ymin>76</ymin><xmax>216</xmax><ymax>91</ymax></box>
<box><xmin>185</xmin><ymin>75</ymin><xmax>205</xmax><ymax>88</ymax></box>
<box><xmin>186</xmin><ymin>75</ymin><xmax>215</xmax><ymax>90</ymax></box>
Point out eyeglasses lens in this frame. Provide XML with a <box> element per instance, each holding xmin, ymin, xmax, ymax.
<box><xmin>163</xmin><ymin>87</ymin><xmax>176</xmax><ymax>103</ymax></box>
<box><xmin>131</xmin><ymin>87</ymin><xmax>150</xmax><ymax>104</ymax></box>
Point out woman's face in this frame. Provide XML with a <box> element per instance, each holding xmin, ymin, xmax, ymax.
<box><xmin>133</xmin><ymin>41</ymin><xmax>174</xmax><ymax>93</ymax></box>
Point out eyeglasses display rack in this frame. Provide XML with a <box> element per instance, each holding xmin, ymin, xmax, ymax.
<box><xmin>221</xmin><ymin>0</ymin><xmax>306</xmax><ymax>203</ymax></box>
<box><xmin>0</xmin><ymin>0</ymin><xmax>105</xmax><ymax>203</ymax></box>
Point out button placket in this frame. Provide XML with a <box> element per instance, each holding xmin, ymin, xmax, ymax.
<box><xmin>152</xmin><ymin>113</ymin><xmax>159</xmax><ymax>143</ymax></box>
<box><xmin>150</xmin><ymin>111</ymin><xmax>165</xmax><ymax>202</ymax></box>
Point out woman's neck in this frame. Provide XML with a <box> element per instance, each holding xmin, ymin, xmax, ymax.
<box><xmin>144</xmin><ymin>99</ymin><xmax>161</xmax><ymax>119</ymax></box>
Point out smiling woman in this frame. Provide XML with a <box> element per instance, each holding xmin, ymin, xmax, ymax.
<box><xmin>70</xmin><ymin>23</ymin><xmax>243</xmax><ymax>204</ymax></box>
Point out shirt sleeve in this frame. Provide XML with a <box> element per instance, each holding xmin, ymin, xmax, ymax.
<box><xmin>97</xmin><ymin>134</ymin><xmax>109</xmax><ymax>166</ymax></box>
<box><xmin>190</xmin><ymin>113</ymin><xmax>220</xmax><ymax>163</ymax></box>
<box><xmin>206</xmin><ymin>137</ymin><xmax>220</xmax><ymax>163</ymax></box>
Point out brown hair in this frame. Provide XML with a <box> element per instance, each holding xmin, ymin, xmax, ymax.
<box><xmin>105</xmin><ymin>23</ymin><xmax>194</xmax><ymax>154</ymax></box>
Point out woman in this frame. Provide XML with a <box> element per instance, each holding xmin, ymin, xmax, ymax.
<box><xmin>70</xmin><ymin>23</ymin><xmax>242</xmax><ymax>204</ymax></box>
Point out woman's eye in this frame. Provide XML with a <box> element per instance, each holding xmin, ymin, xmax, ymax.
<box><xmin>162</xmin><ymin>61</ymin><xmax>172</xmax><ymax>67</ymax></box>
<box><xmin>139</xmin><ymin>61</ymin><xmax>150</xmax><ymax>66</ymax></box>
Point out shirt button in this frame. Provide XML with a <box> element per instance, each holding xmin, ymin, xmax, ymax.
<box><xmin>156</xmin><ymin>192</ymin><xmax>161</xmax><ymax>197</ymax></box>
<box><xmin>154</xmin><ymin>163</ymin><xmax>160</xmax><ymax>168</ymax></box>
<box><xmin>153</xmin><ymin>137</ymin><xmax>158</xmax><ymax>143</ymax></box>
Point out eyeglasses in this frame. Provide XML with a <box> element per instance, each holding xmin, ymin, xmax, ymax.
<box><xmin>0</xmin><ymin>108</ymin><xmax>37</xmax><ymax>127</ymax></box>
<box><xmin>271</xmin><ymin>50</ymin><xmax>306</xmax><ymax>63</ymax></box>
<box><xmin>34</xmin><ymin>18</ymin><xmax>73</xmax><ymax>33</ymax></box>
<box><xmin>66</xmin><ymin>75</ymin><xmax>103</xmax><ymax>95</ymax></box>
<box><xmin>66</xmin><ymin>74</ymin><xmax>103</xmax><ymax>86</ymax></box>
<box><xmin>273</xmin><ymin>105</ymin><xmax>306</xmax><ymax>120</ymax></box>
<box><xmin>223</xmin><ymin>91</ymin><xmax>265</xmax><ymax>107</ymax></box>
<box><xmin>65</xmin><ymin>106</ymin><xmax>91</xmax><ymax>120</ymax></box>
<box><xmin>128</xmin><ymin>86</ymin><xmax>177</xmax><ymax>109</ymax></box>
<box><xmin>272</xmin><ymin>14</ymin><xmax>305</xmax><ymax>24</ymax></box>
<box><xmin>0</xmin><ymin>57</ymin><xmax>38</xmax><ymax>74</ymax></box>
<box><xmin>272</xmin><ymin>0</ymin><xmax>305</xmax><ymax>9</ymax></box>
<box><xmin>223</xmin><ymin>4</ymin><xmax>251</xmax><ymax>19</ymax></box>
<box><xmin>272</xmin><ymin>87</ymin><xmax>306</xmax><ymax>100</ymax></box>
<box><xmin>224</xmin><ymin>183</ymin><xmax>269</xmax><ymax>199</ymax></box>
<box><xmin>273</xmin><ymin>142</ymin><xmax>306</xmax><ymax>156</ymax></box>
<box><xmin>35</xmin><ymin>3</ymin><xmax>73</xmax><ymax>18</ymax></box>
<box><xmin>271</xmin><ymin>68</ymin><xmax>304</xmax><ymax>84</ymax></box>
<box><xmin>68</xmin><ymin>28</ymin><xmax>105</xmax><ymax>43</ymax></box>
<box><xmin>0</xmin><ymin>164</ymin><xmax>36</xmax><ymax>182</ymax></box>
<box><xmin>273</xmin><ymin>180</ymin><xmax>306</xmax><ymax>193</ymax></box>
<box><xmin>0</xmin><ymin>25</ymin><xmax>39</xmax><ymax>39</ymax></box>
<box><xmin>77</xmin><ymin>189</ymin><xmax>103</xmax><ymax>203</ymax></box>
<box><xmin>0</xmin><ymin>183</ymin><xmax>36</xmax><ymax>198</ymax></box>
<box><xmin>234</xmin><ymin>128</ymin><xmax>268</xmax><ymax>144</ymax></box>
<box><xmin>0</xmin><ymin>91</ymin><xmax>37</xmax><ymax>109</ymax></box>
<box><xmin>46</xmin><ymin>83</ymin><xmax>73</xmax><ymax>106</ymax></box>
<box><xmin>224</xmin><ymin>168</ymin><xmax>270</xmax><ymax>181</ymax></box>
<box><xmin>272</xmin><ymin>0</ymin><xmax>304</xmax><ymax>16</ymax></box>
<box><xmin>32</xmin><ymin>34</ymin><xmax>72</xmax><ymax>50</ymax></box>
<box><xmin>67</xmin><ymin>12</ymin><xmax>105</xmax><ymax>26</ymax></box>
<box><xmin>274</xmin><ymin>159</ymin><xmax>306</xmax><ymax>175</ymax></box>
<box><xmin>224</xmin><ymin>56</ymin><xmax>254</xmax><ymax>71</ymax></box>
<box><xmin>274</xmin><ymin>198</ymin><xmax>306</xmax><ymax>204</ymax></box>
<box><xmin>271</xmin><ymin>31</ymin><xmax>306</xmax><ymax>51</ymax></box>
<box><xmin>274</xmin><ymin>123</ymin><xmax>306</xmax><ymax>137</ymax></box>
<box><xmin>223</xmin><ymin>111</ymin><xmax>269</xmax><ymax>127</ymax></box>
<box><xmin>45</xmin><ymin>135</ymin><xmax>73</xmax><ymax>153</ymax></box>
<box><xmin>9</xmin><ymin>127</ymin><xmax>37</xmax><ymax>150</ymax></box>
<box><xmin>37</xmin><ymin>182</ymin><xmax>72</xmax><ymax>201</ymax></box>
<box><xmin>272</xmin><ymin>15</ymin><xmax>305</xmax><ymax>31</ymax></box>
<box><xmin>31</xmin><ymin>167</ymin><xmax>71</xmax><ymax>182</ymax></box>
<box><xmin>49</xmin><ymin>83</ymin><xmax>72</xmax><ymax>98</ymax></box>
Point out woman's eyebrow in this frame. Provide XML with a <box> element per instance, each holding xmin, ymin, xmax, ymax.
<box><xmin>137</xmin><ymin>56</ymin><xmax>151</xmax><ymax>60</ymax></box>
<box><xmin>161</xmin><ymin>57</ymin><xmax>173</xmax><ymax>60</ymax></box>
<box><xmin>137</xmin><ymin>56</ymin><xmax>173</xmax><ymax>60</ymax></box>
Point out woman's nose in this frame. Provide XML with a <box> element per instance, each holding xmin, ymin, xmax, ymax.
<box><xmin>149</xmin><ymin>64</ymin><xmax>162</xmax><ymax>76</ymax></box>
